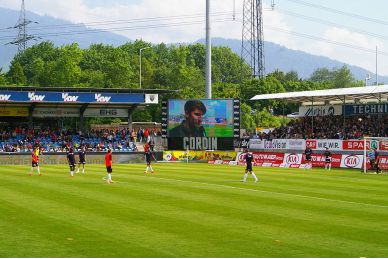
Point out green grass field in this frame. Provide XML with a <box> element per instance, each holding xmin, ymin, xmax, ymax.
<box><xmin>1</xmin><ymin>163</ymin><xmax>388</xmax><ymax>258</ymax></box>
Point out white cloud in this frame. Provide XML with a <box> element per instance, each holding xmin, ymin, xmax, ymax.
<box><xmin>320</xmin><ymin>27</ymin><xmax>382</xmax><ymax>72</ymax></box>
<box><xmin>2</xmin><ymin>0</ymin><xmax>387</xmax><ymax>75</ymax></box>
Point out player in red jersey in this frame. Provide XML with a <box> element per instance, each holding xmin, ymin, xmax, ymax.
<box><xmin>144</xmin><ymin>142</ymin><xmax>156</xmax><ymax>174</ymax></box>
<box><xmin>29</xmin><ymin>146</ymin><xmax>41</xmax><ymax>176</ymax></box>
<box><xmin>105</xmin><ymin>149</ymin><xmax>113</xmax><ymax>184</ymax></box>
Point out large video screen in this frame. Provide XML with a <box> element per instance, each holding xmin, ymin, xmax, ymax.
<box><xmin>168</xmin><ymin>99</ymin><xmax>234</xmax><ymax>137</ymax></box>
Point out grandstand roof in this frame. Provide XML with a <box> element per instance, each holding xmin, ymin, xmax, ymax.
<box><xmin>0</xmin><ymin>86</ymin><xmax>176</xmax><ymax>94</ymax></box>
<box><xmin>0</xmin><ymin>86</ymin><xmax>176</xmax><ymax>109</ymax></box>
<box><xmin>250</xmin><ymin>85</ymin><xmax>388</xmax><ymax>105</ymax></box>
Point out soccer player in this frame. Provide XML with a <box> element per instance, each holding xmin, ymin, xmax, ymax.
<box><xmin>76</xmin><ymin>146</ymin><xmax>86</xmax><ymax>174</ymax></box>
<box><xmin>324</xmin><ymin>147</ymin><xmax>332</xmax><ymax>171</ymax></box>
<box><xmin>367</xmin><ymin>148</ymin><xmax>376</xmax><ymax>173</ymax></box>
<box><xmin>374</xmin><ymin>148</ymin><xmax>381</xmax><ymax>174</ymax></box>
<box><xmin>67</xmin><ymin>147</ymin><xmax>76</xmax><ymax>177</ymax></box>
<box><xmin>241</xmin><ymin>149</ymin><xmax>258</xmax><ymax>183</ymax></box>
<box><xmin>29</xmin><ymin>146</ymin><xmax>41</xmax><ymax>176</ymax></box>
<box><xmin>144</xmin><ymin>142</ymin><xmax>155</xmax><ymax>174</ymax></box>
<box><xmin>304</xmin><ymin>146</ymin><xmax>313</xmax><ymax>169</ymax></box>
<box><xmin>105</xmin><ymin>149</ymin><xmax>113</xmax><ymax>184</ymax></box>
<box><xmin>368</xmin><ymin>148</ymin><xmax>381</xmax><ymax>174</ymax></box>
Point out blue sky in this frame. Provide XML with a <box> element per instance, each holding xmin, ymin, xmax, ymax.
<box><xmin>2</xmin><ymin>0</ymin><xmax>388</xmax><ymax>75</ymax></box>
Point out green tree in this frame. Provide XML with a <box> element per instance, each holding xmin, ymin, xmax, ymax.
<box><xmin>7</xmin><ymin>61</ymin><xmax>27</xmax><ymax>85</ymax></box>
<box><xmin>309</xmin><ymin>67</ymin><xmax>333</xmax><ymax>83</ymax></box>
<box><xmin>0</xmin><ymin>68</ymin><xmax>7</xmax><ymax>85</ymax></box>
<box><xmin>332</xmin><ymin>65</ymin><xmax>363</xmax><ymax>88</ymax></box>
<box><xmin>240</xmin><ymin>103</ymin><xmax>255</xmax><ymax>132</ymax></box>
<box><xmin>253</xmin><ymin>108</ymin><xmax>282</xmax><ymax>128</ymax></box>
<box><xmin>50</xmin><ymin>44</ymin><xmax>82</xmax><ymax>87</ymax></box>
<box><xmin>309</xmin><ymin>66</ymin><xmax>363</xmax><ymax>88</ymax></box>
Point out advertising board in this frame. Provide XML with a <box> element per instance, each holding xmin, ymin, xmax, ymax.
<box><xmin>0</xmin><ymin>107</ymin><xmax>28</xmax><ymax>117</ymax></box>
<box><xmin>163</xmin><ymin>150</ymin><xmax>237</xmax><ymax>161</ymax></box>
<box><xmin>343</xmin><ymin>104</ymin><xmax>388</xmax><ymax>115</ymax></box>
<box><xmin>33</xmin><ymin>107</ymin><xmax>80</xmax><ymax>117</ymax></box>
<box><xmin>83</xmin><ymin>108</ymin><xmax>129</xmax><ymax>118</ymax></box>
<box><xmin>306</xmin><ymin>139</ymin><xmax>342</xmax><ymax>150</ymax></box>
<box><xmin>343</xmin><ymin>140</ymin><xmax>378</xmax><ymax>150</ymax></box>
<box><xmin>0</xmin><ymin>91</ymin><xmax>145</xmax><ymax>104</ymax></box>
<box><xmin>340</xmin><ymin>154</ymin><xmax>364</xmax><ymax>169</ymax></box>
<box><xmin>299</xmin><ymin>105</ymin><xmax>342</xmax><ymax>116</ymax></box>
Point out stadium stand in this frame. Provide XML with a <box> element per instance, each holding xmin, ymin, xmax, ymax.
<box><xmin>0</xmin><ymin>127</ymin><xmax>161</xmax><ymax>153</ymax></box>
<box><xmin>257</xmin><ymin>114</ymin><xmax>388</xmax><ymax>140</ymax></box>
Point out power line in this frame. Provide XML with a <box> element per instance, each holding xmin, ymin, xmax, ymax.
<box><xmin>276</xmin><ymin>8</ymin><xmax>388</xmax><ymax>41</ymax></box>
<box><xmin>265</xmin><ymin>25</ymin><xmax>388</xmax><ymax>56</ymax></box>
<box><xmin>285</xmin><ymin>0</ymin><xmax>388</xmax><ymax>26</ymax></box>
<box><xmin>0</xmin><ymin>11</ymin><xmax>238</xmax><ymax>33</ymax></box>
<box><xmin>0</xmin><ymin>18</ymin><xmax>236</xmax><ymax>42</ymax></box>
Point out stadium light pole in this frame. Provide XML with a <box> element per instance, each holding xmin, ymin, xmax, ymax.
<box><xmin>205</xmin><ymin>0</ymin><xmax>212</xmax><ymax>99</ymax></box>
<box><xmin>365</xmin><ymin>73</ymin><xmax>371</xmax><ymax>86</ymax></box>
<box><xmin>139</xmin><ymin>46</ymin><xmax>151</xmax><ymax>89</ymax></box>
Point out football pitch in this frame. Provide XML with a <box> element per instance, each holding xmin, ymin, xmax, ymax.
<box><xmin>1</xmin><ymin>163</ymin><xmax>388</xmax><ymax>258</ymax></box>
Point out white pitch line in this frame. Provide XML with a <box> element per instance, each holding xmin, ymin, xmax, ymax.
<box><xmin>121</xmin><ymin>175</ymin><xmax>388</xmax><ymax>209</ymax></box>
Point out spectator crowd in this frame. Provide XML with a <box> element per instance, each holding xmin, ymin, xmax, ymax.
<box><xmin>252</xmin><ymin>114</ymin><xmax>388</xmax><ymax>140</ymax></box>
<box><xmin>0</xmin><ymin>127</ymin><xmax>161</xmax><ymax>153</ymax></box>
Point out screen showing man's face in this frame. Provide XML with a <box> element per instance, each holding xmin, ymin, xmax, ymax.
<box><xmin>168</xmin><ymin>99</ymin><xmax>234</xmax><ymax>137</ymax></box>
<box><xmin>188</xmin><ymin>107</ymin><xmax>203</xmax><ymax>127</ymax></box>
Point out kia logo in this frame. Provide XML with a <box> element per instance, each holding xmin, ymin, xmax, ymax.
<box><xmin>238</xmin><ymin>153</ymin><xmax>246</xmax><ymax>162</ymax></box>
<box><xmin>344</xmin><ymin>155</ymin><xmax>361</xmax><ymax>168</ymax></box>
<box><xmin>286</xmin><ymin>154</ymin><xmax>299</xmax><ymax>164</ymax></box>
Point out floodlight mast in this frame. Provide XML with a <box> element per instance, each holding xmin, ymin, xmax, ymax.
<box><xmin>205</xmin><ymin>0</ymin><xmax>212</xmax><ymax>99</ymax></box>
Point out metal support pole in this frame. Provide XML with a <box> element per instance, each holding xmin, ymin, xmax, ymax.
<box><xmin>205</xmin><ymin>0</ymin><xmax>212</xmax><ymax>99</ymax></box>
<box><xmin>363</xmin><ymin>137</ymin><xmax>367</xmax><ymax>173</ymax></box>
<box><xmin>128</xmin><ymin>108</ymin><xmax>133</xmax><ymax>131</ymax></box>
<box><xmin>343</xmin><ymin>96</ymin><xmax>346</xmax><ymax>133</ymax></box>
<box><xmin>311</xmin><ymin>97</ymin><xmax>314</xmax><ymax>138</ymax></box>
<box><xmin>376</xmin><ymin>46</ymin><xmax>378</xmax><ymax>86</ymax></box>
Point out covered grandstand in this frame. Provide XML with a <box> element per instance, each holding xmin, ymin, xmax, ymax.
<box><xmin>248</xmin><ymin>85</ymin><xmax>388</xmax><ymax>170</ymax></box>
<box><xmin>0</xmin><ymin>86</ymin><xmax>174</xmax><ymax>154</ymax></box>
<box><xmin>251</xmin><ymin>84</ymin><xmax>388</xmax><ymax>105</ymax></box>
<box><xmin>251</xmin><ymin>84</ymin><xmax>388</xmax><ymax>139</ymax></box>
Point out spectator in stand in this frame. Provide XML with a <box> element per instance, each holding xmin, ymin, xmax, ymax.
<box><xmin>144</xmin><ymin>128</ymin><xmax>150</xmax><ymax>143</ymax></box>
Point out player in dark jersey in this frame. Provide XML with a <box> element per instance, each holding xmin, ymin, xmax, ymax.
<box><xmin>369</xmin><ymin>148</ymin><xmax>381</xmax><ymax>174</ymax></box>
<box><xmin>67</xmin><ymin>147</ymin><xmax>76</xmax><ymax>177</ymax></box>
<box><xmin>144</xmin><ymin>142</ymin><xmax>156</xmax><ymax>174</ymax></box>
<box><xmin>304</xmin><ymin>147</ymin><xmax>313</xmax><ymax>169</ymax></box>
<box><xmin>324</xmin><ymin>147</ymin><xmax>332</xmax><ymax>171</ymax></box>
<box><xmin>105</xmin><ymin>149</ymin><xmax>113</xmax><ymax>184</ymax></box>
<box><xmin>29</xmin><ymin>146</ymin><xmax>41</xmax><ymax>176</ymax></box>
<box><xmin>76</xmin><ymin>146</ymin><xmax>87</xmax><ymax>174</ymax></box>
<box><xmin>241</xmin><ymin>149</ymin><xmax>258</xmax><ymax>182</ymax></box>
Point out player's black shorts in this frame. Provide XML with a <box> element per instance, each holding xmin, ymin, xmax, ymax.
<box><xmin>106</xmin><ymin>166</ymin><xmax>112</xmax><ymax>173</ymax></box>
<box><xmin>305</xmin><ymin>155</ymin><xmax>311</xmax><ymax>161</ymax></box>
<box><xmin>32</xmin><ymin>162</ymin><xmax>38</xmax><ymax>167</ymax></box>
<box><xmin>325</xmin><ymin>158</ymin><xmax>331</xmax><ymax>163</ymax></box>
<box><xmin>246</xmin><ymin>163</ymin><xmax>252</xmax><ymax>171</ymax></box>
<box><xmin>78</xmin><ymin>159</ymin><xmax>86</xmax><ymax>164</ymax></box>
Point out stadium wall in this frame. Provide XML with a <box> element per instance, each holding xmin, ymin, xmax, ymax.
<box><xmin>0</xmin><ymin>152</ymin><xmax>163</xmax><ymax>165</ymax></box>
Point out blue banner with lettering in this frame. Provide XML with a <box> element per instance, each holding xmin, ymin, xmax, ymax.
<box><xmin>343</xmin><ymin>104</ymin><xmax>388</xmax><ymax>115</ymax></box>
<box><xmin>0</xmin><ymin>91</ymin><xmax>145</xmax><ymax>103</ymax></box>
